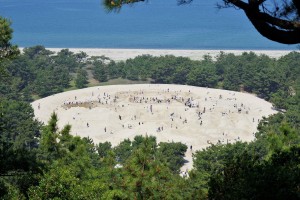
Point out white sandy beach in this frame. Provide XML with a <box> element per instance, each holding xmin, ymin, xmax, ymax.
<box><xmin>31</xmin><ymin>84</ymin><xmax>277</xmax><ymax>173</ymax></box>
<box><xmin>21</xmin><ymin>48</ymin><xmax>294</xmax><ymax>61</ymax></box>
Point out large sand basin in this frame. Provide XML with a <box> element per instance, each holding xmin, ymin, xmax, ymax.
<box><xmin>32</xmin><ymin>84</ymin><xmax>277</xmax><ymax>172</ymax></box>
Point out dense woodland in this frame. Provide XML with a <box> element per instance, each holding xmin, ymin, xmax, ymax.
<box><xmin>1</xmin><ymin>45</ymin><xmax>300</xmax><ymax>199</ymax></box>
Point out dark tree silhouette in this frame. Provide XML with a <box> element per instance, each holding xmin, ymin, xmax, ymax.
<box><xmin>0</xmin><ymin>17</ymin><xmax>19</xmax><ymax>79</ymax></box>
<box><xmin>0</xmin><ymin>17</ymin><xmax>19</xmax><ymax>60</ymax></box>
<box><xmin>103</xmin><ymin>0</ymin><xmax>300</xmax><ymax>44</ymax></box>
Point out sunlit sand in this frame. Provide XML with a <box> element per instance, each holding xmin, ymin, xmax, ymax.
<box><xmin>32</xmin><ymin>84</ymin><xmax>277</xmax><ymax>172</ymax></box>
<box><xmin>34</xmin><ymin>48</ymin><xmax>292</xmax><ymax>61</ymax></box>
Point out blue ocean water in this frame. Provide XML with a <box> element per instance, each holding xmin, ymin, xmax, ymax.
<box><xmin>0</xmin><ymin>0</ymin><xmax>296</xmax><ymax>50</ymax></box>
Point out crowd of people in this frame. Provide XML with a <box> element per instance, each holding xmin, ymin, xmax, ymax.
<box><xmin>59</xmin><ymin>85</ymin><xmax>256</xmax><ymax>150</ymax></box>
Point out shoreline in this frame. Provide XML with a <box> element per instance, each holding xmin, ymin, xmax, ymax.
<box><xmin>20</xmin><ymin>47</ymin><xmax>294</xmax><ymax>61</ymax></box>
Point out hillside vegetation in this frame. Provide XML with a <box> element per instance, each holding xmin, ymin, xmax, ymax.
<box><xmin>1</xmin><ymin>46</ymin><xmax>300</xmax><ymax>199</ymax></box>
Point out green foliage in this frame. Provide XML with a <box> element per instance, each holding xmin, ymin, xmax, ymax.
<box><xmin>97</xmin><ymin>141</ymin><xmax>112</xmax><ymax>158</ymax></box>
<box><xmin>54</xmin><ymin>49</ymin><xmax>79</xmax><ymax>72</ymax></box>
<box><xmin>208</xmin><ymin>145</ymin><xmax>300</xmax><ymax>200</ymax></box>
<box><xmin>37</xmin><ymin>112</ymin><xmax>61</xmax><ymax>163</ymax></box>
<box><xmin>0</xmin><ymin>17</ymin><xmax>19</xmax><ymax>61</ymax></box>
<box><xmin>29</xmin><ymin>123</ymin><xmax>192</xmax><ymax>199</ymax></box>
<box><xmin>23</xmin><ymin>45</ymin><xmax>53</xmax><ymax>59</ymax></box>
<box><xmin>0</xmin><ymin>46</ymin><xmax>95</xmax><ymax>99</ymax></box>
<box><xmin>114</xmin><ymin>139</ymin><xmax>133</xmax><ymax>163</ymax></box>
<box><xmin>74</xmin><ymin>51</ymin><xmax>88</xmax><ymax>63</ymax></box>
<box><xmin>108</xmin><ymin>60</ymin><xmax>124</xmax><ymax>79</ymax></box>
<box><xmin>112</xmin><ymin>136</ymin><xmax>192</xmax><ymax>199</ymax></box>
<box><xmin>158</xmin><ymin>142</ymin><xmax>187</xmax><ymax>172</ymax></box>
<box><xmin>93</xmin><ymin>61</ymin><xmax>108</xmax><ymax>82</ymax></box>
<box><xmin>0</xmin><ymin>99</ymin><xmax>41</xmax><ymax>199</ymax></box>
<box><xmin>75</xmin><ymin>68</ymin><xmax>88</xmax><ymax>89</ymax></box>
<box><xmin>103</xmin><ymin>0</ymin><xmax>144</xmax><ymax>12</ymax></box>
<box><xmin>187</xmin><ymin>65</ymin><xmax>218</xmax><ymax>88</ymax></box>
<box><xmin>34</xmin><ymin>65</ymin><xmax>71</xmax><ymax>97</ymax></box>
<box><xmin>0</xmin><ymin>17</ymin><xmax>20</xmax><ymax>98</ymax></box>
<box><xmin>28</xmin><ymin>165</ymin><xmax>81</xmax><ymax>199</ymax></box>
<box><xmin>30</xmin><ymin>113</ymin><xmax>108</xmax><ymax>199</ymax></box>
<box><xmin>0</xmin><ymin>99</ymin><xmax>40</xmax><ymax>173</ymax></box>
<box><xmin>191</xmin><ymin>120</ymin><xmax>300</xmax><ymax>198</ymax></box>
<box><xmin>190</xmin><ymin>142</ymin><xmax>248</xmax><ymax>194</ymax></box>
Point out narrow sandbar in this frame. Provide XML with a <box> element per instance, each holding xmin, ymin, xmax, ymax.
<box><xmin>21</xmin><ymin>48</ymin><xmax>293</xmax><ymax>61</ymax></box>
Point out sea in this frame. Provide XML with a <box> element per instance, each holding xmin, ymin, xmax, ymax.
<box><xmin>0</xmin><ymin>0</ymin><xmax>297</xmax><ymax>50</ymax></box>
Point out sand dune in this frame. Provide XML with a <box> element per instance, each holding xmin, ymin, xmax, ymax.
<box><xmin>31</xmin><ymin>84</ymin><xmax>277</xmax><ymax>172</ymax></box>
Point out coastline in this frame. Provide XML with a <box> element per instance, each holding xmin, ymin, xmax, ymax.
<box><xmin>20</xmin><ymin>47</ymin><xmax>294</xmax><ymax>61</ymax></box>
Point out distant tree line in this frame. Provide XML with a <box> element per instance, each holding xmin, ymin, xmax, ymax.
<box><xmin>0</xmin><ymin>46</ymin><xmax>88</xmax><ymax>100</ymax></box>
